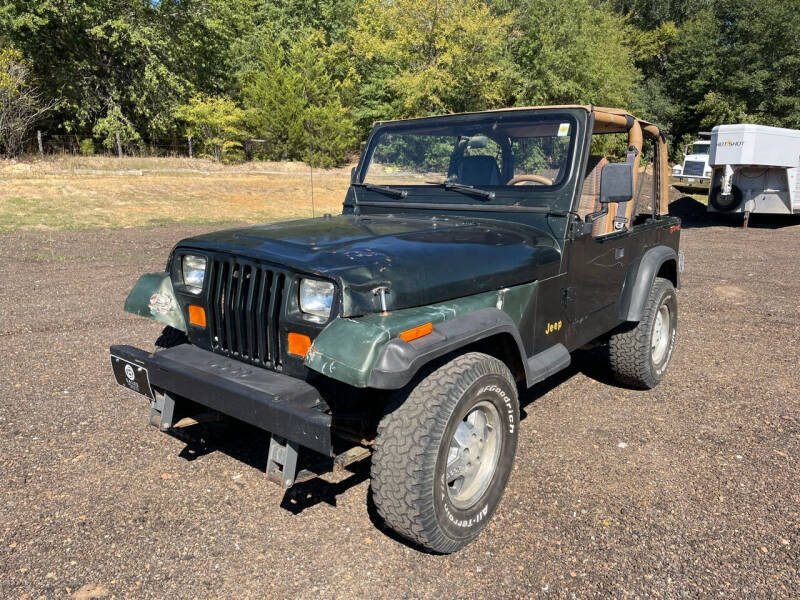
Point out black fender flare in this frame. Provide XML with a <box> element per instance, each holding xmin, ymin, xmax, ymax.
<box><xmin>368</xmin><ymin>307</ymin><xmax>530</xmax><ymax>390</ymax></box>
<box><xmin>619</xmin><ymin>245</ymin><xmax>679</xmax><ymax>323</ymax></box>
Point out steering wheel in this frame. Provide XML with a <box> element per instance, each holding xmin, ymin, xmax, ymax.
<box><xmin>507</xmin><ymin>174</ymin><xmax>554</xmax><ymax>186</ymax></box>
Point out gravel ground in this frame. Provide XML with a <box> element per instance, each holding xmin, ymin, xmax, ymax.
<box><xmin>1</xmin><ymin>212</ymin><xmax>798</xmax><ymax>599</ymax></box>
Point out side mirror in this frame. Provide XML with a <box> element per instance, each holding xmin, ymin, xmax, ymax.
<box><xmin>350</xmin><ymin>166</ymin><xmax>357</xmax><ymax>183</ymax></box>
<box><xmin>599</xmin><ymin>162</ymin><xmax>633</xmax><ymax>204</ymax></box>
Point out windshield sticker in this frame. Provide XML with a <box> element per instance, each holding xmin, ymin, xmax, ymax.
<box><xmin>557</xmin><ymin>123</ymin><xmax>570</xmax><ymax>137</ymax></box>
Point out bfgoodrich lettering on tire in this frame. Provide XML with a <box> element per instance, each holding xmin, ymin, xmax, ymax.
<box><xmin>370</xmin><ymin>352</ymin><xmax>519</xmax><ymax>554</ymax></box>
<box><xmin>608</xmin><ymin>277</ymin><xmax>678</xmax><ymax>389</ymax></box>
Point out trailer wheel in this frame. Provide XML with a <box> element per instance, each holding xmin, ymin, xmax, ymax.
<box><xmin>370</xmin><ymin>352</ymin><xmax>519</xmax><ymax>554</ymax></box>
<box><xmin>709</xmin><ymin>184</ymin><xmax>743</xmax><ymax>212</ymax></box>
<box><xmin>608</xmin><ymin>277</ymin><xmax>677</xmax><ymax>389</ymax></box>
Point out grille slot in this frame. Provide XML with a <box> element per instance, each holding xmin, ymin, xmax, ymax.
<box><xmin>682</xmin><ymin>160</ymin><xmax>705</xmax><ymax>176</ymax></box>
<box><xmin>207</xmin><ymin>257</ymin><xmax>286</xmax><ymax>368</ymax></box>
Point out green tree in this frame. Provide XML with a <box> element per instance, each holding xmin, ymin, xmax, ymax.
<box><xmin>174</xmin><ymin>96</ymin><xmax>247</xmax><ymax>161</ymax></box>
<box><xmin>0</xmin><ymin>0</ymin><xmax>256</xmax><ymax>142</ymax></box>
<box><xmin>93</xmin><ymin>102</ymin><xmax>141</xmax><ymax>154</ymax></box>
<box><xmin>239</xmin><ymin>31</ymin><xmax>355</xmax><ymax>166</ymax></box>
<box><xmin>350</xmin><ymin>0</ymin><xmax>514</xmax><ymax>125</ymax></box>
<box><xmin>508</xmin><ymin>0</ymin><xmax>640</xmax><ymax>108</ymax></box>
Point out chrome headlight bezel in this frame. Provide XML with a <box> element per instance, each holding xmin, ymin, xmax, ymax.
<box><xmin>299</xmin><ymin>278</ymin><xmax>335</xmax><ymax>323</ymax></box>
<box><xmin>181</xmin><ymin>254</ymin><xmax>207</xmax><ymax>294</ymax></box>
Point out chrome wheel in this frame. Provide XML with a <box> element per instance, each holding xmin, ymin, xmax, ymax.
<box><xmin>446</xmin><ymin>400</ymin><xmax>502</xmax><ymax>509</ymax></box>
<box><xmin>651</xmin><ymin>304</ymin><xmax>671</xmax><ymax>364</ymax></box>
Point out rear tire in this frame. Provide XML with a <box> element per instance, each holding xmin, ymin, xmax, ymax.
<box><xmin>608</xmin><ymin>277</ymin><xmax>677</xmax><ymax>389</ymax></box>
<box><xmin>370</xmin><ymin>352</ymin><xmax>519</xmax><ymax>554</ymax></box>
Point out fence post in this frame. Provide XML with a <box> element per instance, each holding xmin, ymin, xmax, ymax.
<box><xmin>187</xmin><ymin>135</ymin><xmax>192</xmax><ymax>158</ymax></box>
<box><xmin>37</xmin><ymin>130</ymin><xmax>44</xmax><ymax>157</ymax></box>
<box><xmin>115</xmin><ymin>132</ymin><xmax>123</xmax><ymax>158</ymax></box>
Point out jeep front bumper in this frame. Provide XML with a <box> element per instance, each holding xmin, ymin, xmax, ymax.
<box><xmin>109</xmin><ymin>344</ymin><xmax>332</xmax><ymax>456</ymax></box>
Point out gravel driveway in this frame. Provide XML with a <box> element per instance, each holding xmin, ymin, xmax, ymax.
<box><xmin>1</xmin><ymin>215</ymin><xmax>798</xmax><ymax>599</ymax></box>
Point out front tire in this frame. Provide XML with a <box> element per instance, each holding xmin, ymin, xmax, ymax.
<box><xmin>370</xmin><ymin>352</ymin><xmax>519</xmax><ymax>554</ymax></box>
<box><xmin>608</xmin><ymin>277</ymin><xmax>678</xmax><ymax>389</ymax></box>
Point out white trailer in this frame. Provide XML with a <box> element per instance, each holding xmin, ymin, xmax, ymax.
<box><xmin>708</xmin><ymin>124</ymin><xmax>800</xmax><ymax>225</ymax></box>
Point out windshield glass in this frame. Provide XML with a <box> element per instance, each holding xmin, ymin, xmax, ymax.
<box><xmin>362</xmin><ymin>116</ymin><xmax>574</xmax><ymax>191</ymax></box>
<box><xmin>690</xmin><ymin>142</ymin><xmax>710</xmax><ymax>155</ymax></box>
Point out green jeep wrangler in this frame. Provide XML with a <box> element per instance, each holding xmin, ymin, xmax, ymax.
<box><xmin>110</xmin><ymin>105</ymin><xmax>681</xmax><ymax>553</ymax></box>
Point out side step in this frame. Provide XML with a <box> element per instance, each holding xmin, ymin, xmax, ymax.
<box><xmin>526</xmin><ymin>343</ymin><xmax>571</xmax><ymax>387</ymax></box>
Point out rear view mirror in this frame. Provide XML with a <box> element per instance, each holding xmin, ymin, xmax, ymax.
<box><xmin>600</xmin><ymin>163</ymin><xmax>633</xmax><ymax>204</ymax></box>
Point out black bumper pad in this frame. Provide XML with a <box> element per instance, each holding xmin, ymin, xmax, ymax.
<box><xmin>110</xmin><ymin>344</ymin><xmax>332</xmax><ymax>455</ymax></box>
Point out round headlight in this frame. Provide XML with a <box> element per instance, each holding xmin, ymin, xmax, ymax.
<box><xmin>299</xmin><ymin>278</ymin><xmax>334</xmax><ymax>322</ymax></box>
<box><xmin>182</xmin><ymin>255</ymin><xmax>207</xmax><ymax>293</ymax></box>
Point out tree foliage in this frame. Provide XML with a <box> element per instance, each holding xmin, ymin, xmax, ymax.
<box><xmin>351</xmin><ymin>0</ymin><xmax>513</xmax><ymax>120</ymax></box>
<box><xmin>0</xmin><ymin>0</ymin><xmax>798</xmax><ymax>161</ymax></box>
<box><xmin>508</xmin><ymin>0</ymin><xmax>639</xmax><ymax>108</ymax></box>
<box><xmin>238</xmin><ymin>30</ymin><xmax>355</xmax><ymax>167</ymax></box>
<box><xmin>174</xmin><ymin>96</ymin><xmax>247</xmax><ymax>161</ymax></box>
<box><xmin>0</xmin><ymin>48</ymin><xmax>56</xmax><ymax>157</ymax></box>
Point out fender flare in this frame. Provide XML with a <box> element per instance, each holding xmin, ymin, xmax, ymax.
<box><xmin>619</xmin><ymin>245</ymin><xmax>679</xmax><ymax>322</ymax></box>
<box><xmin>368</xmin><ymin>307</ymin><xmax>529</xmax><ymax>390</ymax></box>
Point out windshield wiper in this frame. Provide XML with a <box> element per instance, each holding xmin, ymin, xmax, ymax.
<box><xmin>352</xmin><ymin>182</ymin><xmax>408</xmax><ymax>199</ymax></box>
<box><xmin>429</xmin><ymin>181</ymin><xmax>495</xmax><ymax>201</ymax></box>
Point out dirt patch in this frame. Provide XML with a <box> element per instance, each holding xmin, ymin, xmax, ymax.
<box><xmin>0</xmin><ymin>221</ymin><xmax>799</xmax><ymax>598</ymax></box>
<box><xmin>714</xmin><ymin>284</ymin><xmax>747</xmax><ymax>302</ymax></box>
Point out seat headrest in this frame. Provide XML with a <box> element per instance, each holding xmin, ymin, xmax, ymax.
<box><xmin>457</xmin><ymin>155</ymin><xmax>501</xmax><ymax>186</ymax></box>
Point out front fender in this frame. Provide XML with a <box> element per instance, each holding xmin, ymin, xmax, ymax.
<box><xmin>123</xmin><ymin>272</ymin><xmax>187</xmax><ymax>332</ymax></box>
<box><xmin>304</xmin><ymin>283</ymin><xmax>537</xmax><ymax>389</ymax></box>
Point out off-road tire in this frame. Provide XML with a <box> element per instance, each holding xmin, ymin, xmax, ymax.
<box><xmin>370</xmin><ymin>352</ymin><xmax>519</xmax><ymax>554</ymax></box>
<box><xmin>155</xmin><ymin>326</ymin><xmax>188</xmax><ymax>350</ymax></box>
<box><xmin>608</xmin><ymin>277</ymin><xmax>677</xmax><ymax>389</ymax></box>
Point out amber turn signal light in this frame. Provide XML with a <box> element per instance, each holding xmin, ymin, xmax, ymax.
<box><xmin>188</xmin><ymin>305</ymin><xmax>206</xmax><ymax>328</ymax></box>
<box><xmin>287</xmin><ymin>332</ymin><xmax>312</xmax><ymax>357</ymax></box>
<box><xmin>399</xmin><ymin>322</ymin><xmax>433</xmax><ymax>343</ymax></box>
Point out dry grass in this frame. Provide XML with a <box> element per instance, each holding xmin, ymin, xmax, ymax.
<box><xmin>0</xmin><ymin>156</ymin><xmax>352</xmax><ymax>233</ymax></box>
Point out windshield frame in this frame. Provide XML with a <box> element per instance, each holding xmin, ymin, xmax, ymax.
<box><xmin>353</xmin><ymin>109</ymin><xmax>582</xmax><ymax>210</ymax></box>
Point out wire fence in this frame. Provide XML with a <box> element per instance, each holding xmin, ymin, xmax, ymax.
<box><xmin>23</xmin><ymin>131</ymin><xmax>282</xmax><ymax>160</ymax></box>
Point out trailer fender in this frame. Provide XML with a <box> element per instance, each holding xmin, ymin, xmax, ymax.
<box><xmin>620</xmin><ymin>246</ymin><xmax>679</xmax><ymax>322</ymax></box>
<box><xmin>123</xmin><ymin>272</ymin><xmax>187</xmax><ymax>332</ymax></box>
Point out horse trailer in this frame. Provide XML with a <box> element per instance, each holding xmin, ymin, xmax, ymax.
<box><xmin>708</xmin><ymin>124</ymin><xmax>800</xmax><ymax>225</ymax></box>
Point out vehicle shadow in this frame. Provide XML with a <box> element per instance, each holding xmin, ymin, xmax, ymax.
<box><xmin>668</xmin><ymin>195</ymin><xmax>800</xmax><ymax>229</ymax></box>
<box><xmin>168</xmin><ymin>419</ymin><xmax>371</xmax><ymax>514</ymax></box>
<box><xmin>164</xmin><ymin>347</ymin><xmax>637</xmax><ymax>521</ymax></box>
<box><xmin>517</xmin><ymin>346</ymin><xmax>624</xmax><ymax>419</ymax></box>
<box><xmin>280</xmin><ymin>460</ymin><xmax>371</xmax><ymax>514</ymax></box>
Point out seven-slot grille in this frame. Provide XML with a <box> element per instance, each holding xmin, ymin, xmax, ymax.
<box><xmin>207</xmin><ymin>256</ymin><xmax>287</xmax><ymax>368</ymax></box>
<box><xmin>682</xmin><ymin>160</ymin><xmax>705</xmax><ymax>177</ymax></box>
